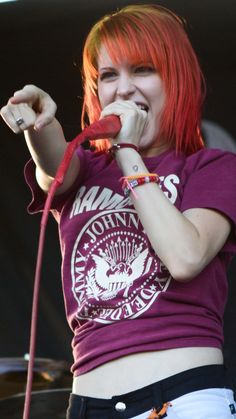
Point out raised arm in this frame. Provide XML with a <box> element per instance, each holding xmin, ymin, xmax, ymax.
<box><xmin>0</xmin><ymin>85</ymin><xmax>80</xmax><ymax>193</ymax></box>
<box><xmin>101</xmin><ymin>101</ymin><xmax>232</xmax><ymax>282</ymax></box>
<box><xmin>115</xmin><ymin>148</ymin><xmax>231</xmax><ymax>281</ymax></box>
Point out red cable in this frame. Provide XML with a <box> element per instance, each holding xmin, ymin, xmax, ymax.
<box><xmin>22</xmin><ymin>116</ymin><xmax>121</xmax><ymax>419</ymax></box>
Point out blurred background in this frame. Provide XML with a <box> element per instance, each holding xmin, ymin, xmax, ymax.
<box><xmin>0</xmin><ymin>0</ymin><xmax>235</xmax><ymax>389</ymax></box>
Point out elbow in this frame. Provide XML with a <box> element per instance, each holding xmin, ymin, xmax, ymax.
<box><xmin>167</xmin><ymin>254</ymin><xmax>206</xmax><ymax>283</ymax></box>
<box><xmin>169</xmin><ymin>268</ymin><xmax>197</xmax><ymax>283</ymax></box>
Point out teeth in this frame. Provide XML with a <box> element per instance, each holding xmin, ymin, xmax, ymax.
<box><xmin>136</xmin><ymin>103</ymin><xmax>148</xmax><ymax>112</ymax></box>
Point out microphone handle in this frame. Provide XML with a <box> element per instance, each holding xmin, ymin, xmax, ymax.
<box><xmin>55</xmin><ymin>115</ymin><xmax>121</xmax><ymax>185</ymax></box>
<box><xmin>82</xmin><ymin>115</ymin><xmax>121</xmax><ymax>140</ymax></box>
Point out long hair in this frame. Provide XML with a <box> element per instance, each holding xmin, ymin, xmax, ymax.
<box><xmin>82</xmin><ymin>4</ymin><xmax>205</xmax><ymax>154</ymax></box>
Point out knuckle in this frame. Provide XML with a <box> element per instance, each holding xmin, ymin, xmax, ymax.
<box><xmin>26</xmin><ymin>115</ymin><xmax>36</xmax><ymax>126</ymax></box>
<box><xmin>23</xmin><ymin>84</ymin><xmax>41</xmax><ymax>99</ymax></box>
<box><xmin>48</xmin><ymin>98</ymin><xmax>57</xmax><ymax>113</ymax></box>
<box><xmin>13</xmin><ymin>89</ymin><xmax>22</xmax><ymax>96</ymax></box>
<box><xmin>45</xmin><ymin>113</ymin><xmax>54</xmax><ymax>124</ymax></box>
<box><xmin>52</xmin><ymin>100</ymin><xmax>57</xmax><ymax>110</ymax></box>
<box><xmin>23</xmin><ymin>84</ymin><xmax>36</xmax><ymax>90</ymax></box>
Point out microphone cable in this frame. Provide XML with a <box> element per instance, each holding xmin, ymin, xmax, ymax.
<box><xmin>22</xmin><ymin>115</ymin><xmax>121</xmax><ymax>419</ymax></box>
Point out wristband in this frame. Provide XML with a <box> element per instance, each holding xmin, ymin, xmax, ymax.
<box><xmin>108</xmin><ymin>143</ymin><xmax>139</xmax><ymax>157</ymax></box>
<box><xmin>120</xmin><ymin>173</ymin><xmax>159</xmax><ymax>199</ymax></box>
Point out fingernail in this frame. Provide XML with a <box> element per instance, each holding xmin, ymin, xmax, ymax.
<box><xmin>34</xmin><ymin>122</ymin><xmax>43</xmax><ymax>131</ymax></box>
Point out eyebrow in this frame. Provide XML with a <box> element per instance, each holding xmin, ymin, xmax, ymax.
<box><xmin>98</xmin><ymin>66</ymin><xmax>116</xmax><ymax>71</ymax></box>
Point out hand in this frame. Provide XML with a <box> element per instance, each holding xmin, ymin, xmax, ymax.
<box><xmin>0</xmin><ymin>84</ymin><xmax>57</xmax><ymax>133</ymax></box>
<box><xmin>100</xmin><ymin>100</ymin><xmax>147</xmax><ymax>147</ymax></box>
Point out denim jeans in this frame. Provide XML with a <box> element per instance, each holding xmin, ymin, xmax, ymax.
<box><xmin>66</xmin><ymin>365</ymin><xmax>236</xmax><ymax>419</ymax></box>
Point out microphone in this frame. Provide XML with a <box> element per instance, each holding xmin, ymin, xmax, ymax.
<box><xmin>81</xmin><ymin>114</ymin><xmax>121</xmax><ymax>141</ymax></box>
<box><xmin>54</xmin><ymin>115</ymin><xmax>121</xmax><ymax>186</ymax></box>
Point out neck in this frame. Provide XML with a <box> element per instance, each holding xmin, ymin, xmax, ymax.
<box><xmin>140</xmin><ymin>142</ymin><xmax>170</xmax><ymax>157</ymax></box>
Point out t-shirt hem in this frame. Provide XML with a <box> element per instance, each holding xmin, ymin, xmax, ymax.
<box><xmin>72</xmin><ymin>341</ymin><xmax>222</xmax><ymax>377</ymax></box>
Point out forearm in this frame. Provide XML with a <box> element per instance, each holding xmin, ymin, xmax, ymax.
<box><xmin>24</xmin><ymin>118</ymin><xmax>79</xmax><ymax>193</ymax></box>
<box><xmin>115</xmin><ymin>149</ymin><xmax>210</xmax><ymax>280</ymax></box>
<box><xmin>24</xmin><ymin>118</ymin><xmax>67</xmax><ymax>174</ymax></box>
<box><xmin>1</xmin><ymin>85</ymin><xmax>80</xmax><ymax>193</ymax></box>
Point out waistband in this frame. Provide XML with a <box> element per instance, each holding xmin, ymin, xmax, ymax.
<box><xmin>67</xmin><ymin>364</ymin><xmax>233</xmax><ymax>419</ymax></box>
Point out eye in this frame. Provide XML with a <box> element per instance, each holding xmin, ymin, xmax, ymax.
<box><xmin>99</xmin><ymin>71</ymin><xmax>117</xmax><ymax>81</ymax></box>
<box><xmin>134</xmin><ymin>65</ymin><xmax>155</xmax><ymax>74</ymax></box>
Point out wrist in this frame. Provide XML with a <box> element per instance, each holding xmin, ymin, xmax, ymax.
<box><xmin>108</xmin><ymin>142</ymin><xmax>139</xmax><ymax>157</ymax></box>
<box><xmin>120</xmin><ymin>173</ymin><xmax>160</xmax><ymax>198</ymax></box>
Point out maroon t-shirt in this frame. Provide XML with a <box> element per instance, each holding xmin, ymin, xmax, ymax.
<box><xmin>25</xmin><ymin>147</ymin><xmax>236</xmax><ymax>376</ymax></box>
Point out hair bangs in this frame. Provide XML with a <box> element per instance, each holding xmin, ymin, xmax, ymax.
<box><xmin>99</xmin><ymin>18</ymin><xmax>161</xmax><ymax>72</ymax></box>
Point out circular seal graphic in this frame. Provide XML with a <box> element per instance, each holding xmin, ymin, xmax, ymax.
<box><xmin>71</xmin><ymin>209</ymin><xmax>171</xmax><ymax>323</ymax></box>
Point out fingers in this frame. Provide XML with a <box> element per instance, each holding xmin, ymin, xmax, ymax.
<box><xmin>34</xmin><ymin>93</ymin><xmax>57</xmax><ymax>130</ymax></box>
<box><xmin>100</xmin><ymin>100</ymin><xmax>147</xmax><ymax>143</ymax></box>
<box><xmin>100</xmin><ymin>100</ymin><xmax>147</xmax><ymax>123</ymax></box>
<box><xmin>1</xmin><ymin>85</ymin><xmax>57</xmax><ymax>133</ymax></box>
<box><xmin>8</xmin><ymin>85</ymin><xmax>43</xmax><ymax>110</ymax></box>
<box><xmin>0</xmin><ymin>102</ymin><xmax>36</xmax><ymax>134</ymax></box>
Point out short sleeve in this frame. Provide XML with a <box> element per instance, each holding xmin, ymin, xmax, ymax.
<box><xmin>24</xmin><ymin>145</ymin><xmax>90</xmax><ymax>218</ymax></box>
<box><xmin>24</xmin><ymin>159</ymin><xmax>72</xmax><ymax>218</ymax></box>
<box><xmin>23</xmin><ymin>144</ymin><xmax>110</xmax><ymax>220</ymax></box>
<box><xmin>181</xmin><ymin>149</ymin><xmax>236</xmax><ymax>251</ymax></box>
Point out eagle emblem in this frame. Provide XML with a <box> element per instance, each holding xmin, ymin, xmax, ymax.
<box><xmin>85</xmin><ymin>236</ymin><xmax>149</xmax><ymax>300</ymax></box>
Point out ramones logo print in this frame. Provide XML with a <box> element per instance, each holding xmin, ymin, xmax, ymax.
<box><xmin>71</xmin><ymin>209</ymin><xmax>171</xmax><ymax>324</ymax></box>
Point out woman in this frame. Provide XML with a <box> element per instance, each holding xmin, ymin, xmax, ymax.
<box><xmin>1</xmin><ymin>4</ymin><xmax>236</xmax><ymax>419</ymax></box>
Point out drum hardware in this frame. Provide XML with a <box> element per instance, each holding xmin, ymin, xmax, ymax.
<box><xmin>0</xmin><ymin>357</ymin><xmax>72</xmax><ymax>399</ymax></box>
<box><xmin>0</xmin><ymin>388</ymin><xmax>71</xmax><ymax>419</ymax></box>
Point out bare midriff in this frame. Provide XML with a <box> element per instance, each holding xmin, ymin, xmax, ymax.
<box><xmin>72</xmin><ymin>347</ymin><xmax>223</xmax><ymax>398</ymax></box>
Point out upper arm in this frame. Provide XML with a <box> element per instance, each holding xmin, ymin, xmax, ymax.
<box><xmin>183</xmin><ymin>207</ymin><xmax>232</xmax><ymax>267</ymax></box>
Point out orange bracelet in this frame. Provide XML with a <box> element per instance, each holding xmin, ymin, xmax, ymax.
<box><xmin>123</xmin><ymin>173</ymin><xmax>158</xmax><ymax>180</ymax></box>
<box><xmin>120</xmin><ymin>173</ymin><xmax>159</xmax><ymax>198</ymax></box>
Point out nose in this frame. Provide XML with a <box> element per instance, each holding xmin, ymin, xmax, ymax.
<box><xmin>116</xmin><ymin>72</ymin><xmax>136</xmax><ymax>100</ymax></box>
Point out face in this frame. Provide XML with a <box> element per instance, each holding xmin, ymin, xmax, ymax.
<box><xmin>97</xmin><ymin>45</ymin><xmax>166</xmax><ymax>153</ymax></box>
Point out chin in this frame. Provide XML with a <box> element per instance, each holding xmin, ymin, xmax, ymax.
<box><xmin>139</xmin><ymin>135</ymin><xmax>157</xmax><ymax>150</ymax></box>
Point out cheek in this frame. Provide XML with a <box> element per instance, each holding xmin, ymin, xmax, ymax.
<box><xmin>97</xmin><ymin>85</ymin><xmax>102</xmax><ymax>107</ymax></box>
<box><xmin>148</xmin><ymin>77</ymin><xmax>165</xmax><ymax>108</ymax></box>
<box><xmin>151</xmin><ymin>91</ymin><xmax>166</xmax><ymax>120</ymax></box>
<box><xmin>97</xmin><ymin>83</ymin><xmax>112</xmax><ymax>109</ymax></box>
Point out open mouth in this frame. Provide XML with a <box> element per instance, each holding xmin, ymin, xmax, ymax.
<box><xmin>135</xmin><ymin>102</ymin><xmax>149</xmax><ymax>112</ymax></box>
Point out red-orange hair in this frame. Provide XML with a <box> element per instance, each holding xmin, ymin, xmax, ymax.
<box><xmin>82</xmin><ymin>4</ymin><xmax>205</xmax><ymax>154</ymax></box>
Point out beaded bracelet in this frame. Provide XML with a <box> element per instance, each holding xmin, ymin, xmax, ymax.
<box><xmin>120</xmin><ymin>173</ymin><xmax>159</xmax><ymax>198</ymax></box>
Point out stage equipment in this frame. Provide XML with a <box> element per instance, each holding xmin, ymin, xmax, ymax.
<box><xmin>0</xmin><ymin>357</ymin><xmax>72</xmax><ymax>399</ymax></box>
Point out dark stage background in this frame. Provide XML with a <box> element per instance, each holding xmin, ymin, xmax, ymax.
<box><xmin>0</xmin><ymin>0</ymin><xmax>236</xmax><ymax>377</ymax></box>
